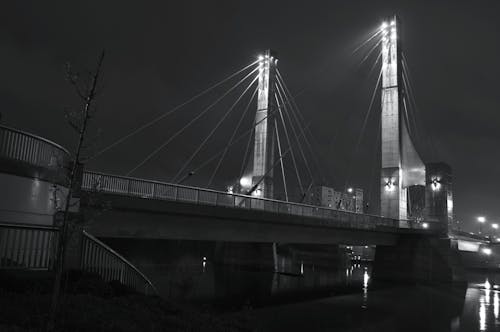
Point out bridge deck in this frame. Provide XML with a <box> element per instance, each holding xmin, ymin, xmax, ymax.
<box><xmin>81</xmin><ymin>171</ymin><xmax>442</xmax><ymax>243</ymax></box>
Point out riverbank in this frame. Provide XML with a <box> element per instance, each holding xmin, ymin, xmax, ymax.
<box><xmin>0</xmin><ymin>270</ymin><xmax>252</xmax><ymax>331</ymax></box>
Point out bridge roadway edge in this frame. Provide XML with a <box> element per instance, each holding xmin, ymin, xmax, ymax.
<box><xmin>81</xmin><ymin>192</ymin><xmax>410</xmax><ymax>246</ymax></box>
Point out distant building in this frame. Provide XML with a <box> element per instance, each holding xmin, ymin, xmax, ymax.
<box><xmin>307</xmin><ymin>185</ymin><xmax>363</xmax><ymax>213</ymax></box>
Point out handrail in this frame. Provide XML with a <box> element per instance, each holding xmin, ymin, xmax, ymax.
<box><xmin>0</xmin><ymin>125</ymin><xmax>70</xmax><ymax>156</ymax></box>
<box><xmin>0</xmin><ymin>223</ymin><xmax>59</xmax><ymax>270</ymax></box>
<box><xmin>82</xmin><ymin>230</ymin><xmax>158</xmax><ymax>295</ymax></box>
<box><xmin>82</xmin><ymin>170</ymin><xmax>386</xmax><ymax>218</ymax></box>
<box><xmin>0</xmin><ymin>125</ymin><xmax>71</xmax><ymax>170</ymax></box>
<box><xmin>0</xmin><ymin>221</ymin><xmax>59</xmax><ymax>231</ymax></box>
<box><xmin>82</xmin><ymin>170</ymin><xmax>413</xmax><ymax>230</ymax></box>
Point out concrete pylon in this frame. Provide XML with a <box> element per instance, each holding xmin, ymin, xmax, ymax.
<box><xmin>380</xmin><ymin>16</ymin><xmax>425</xmax><ymax>224</ymax></box>
<box><xmin>252</xmin><ymin>50</ymin><xmax>278</xmax><ymax>199</ymax></box>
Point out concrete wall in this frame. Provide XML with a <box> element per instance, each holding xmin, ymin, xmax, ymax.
<box><xmin>373</xmin><ymin>236</ymin><xmax>465</xmax><ymax>284</ymax></box>
<box><xmin>0</xmin><ymin>173</ymin><xmax>67</xmax><ymax>225</ymax></box>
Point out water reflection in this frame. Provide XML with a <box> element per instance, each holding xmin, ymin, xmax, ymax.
<box><xmin>102</xmin><ymin>238</ymin><xmax>500</xmax><ymax>331</ymax></box>
<box><xmin>476</xmin><ymin>278</ymin><xmax>500</xmax><ymax>331</ymax></box>
<box><xmin>362</xmin><ymin>268</ymin><xmax>369</xmax><ymax>309</ymax></box>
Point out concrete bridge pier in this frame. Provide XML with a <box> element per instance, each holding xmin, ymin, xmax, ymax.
<box><xmin>214</xmin><ymin>242</ymin><xmax>349</xmax><ymax>276</ymax></box>
<box><xmin>214</xmin><ymin>242</ymin><xmax>275</xmax><ymax>271</ymax></box>
<box><xmin>373</xmin><ymin>235</ymin><xmax>466</xmax><ymax>284</ymax></box>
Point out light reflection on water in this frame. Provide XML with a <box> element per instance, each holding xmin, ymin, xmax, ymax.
<box><xmin>475</xmin><ymin>278</ymin><xmax>500</xmax><ymax>331</ymax></box>
<box><xmin>102</xmin><ymin>238</ymin><xmax>500</xmax><ymax>331</ymax></box>
<box><xmin>247</xmin><ymin>272</ymin><xmax>500</xmax><ymax>332</ymax></box>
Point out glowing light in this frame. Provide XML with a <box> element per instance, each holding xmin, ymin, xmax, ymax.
<box><xmin>239</xmin><ymin>176</ymin><xmax>252</xmax><ymax>188</ymax></box>
<box><xmin>347</xmin><ymin>187</ymin><xmax>353</xmax><ymax>193</ymax></box>
<box><xmin>391</xmin><ymin>32</ymin><xmax>397</xmax><ymax>40</ymax></box>
<box><xmin>485</xmin><ymin>279</ymin><xmax>491</xmax><ymax>289</ymax></box>
<box><xmin>390</xmin><ymin>20</ymin><xmax>396</xmax><ymax>26</ymax></box>
<box><xmin>258</xmin><ymin>55</ymin><xmax>264</xmax><ymax>61</ymax></box>
<box><xmin>431</xmin><ymin>178</ymin><xmax>441</xmax><ymax>191</ymax></box>
<box><xmin>492</xmin><ymin>224</ymin><xmax>499</xmax><ymax>229</ymax></box>
<box><xmin>385</xmin><ymin>179</ymin><xmax>395</xmax><ymax>191</ymax></box>
<box><xmin>226</xmin><ymin>185</ymin><xmax>233</xmax><ymax>194</ymax></box>
<box><xmin>478</xmin><ymin>216</ymin><xmax>486</xmax><ymax>223</ymax></box>
<box><xmin>482</xmin><ymin>248</ymin><xmax>492</xmax><ymax>255</ymax></box>
<box><xmin>380</xmin><ymin>22</ymin><xmax>388</xmax><ymax>30</ymax></box>
<box><xmin>422</xmin><ymin>222</ymin><xmax>429</xmax><ymax>229</ymax></box>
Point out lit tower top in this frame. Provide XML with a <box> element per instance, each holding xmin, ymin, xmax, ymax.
<box><xmin>380</xmin><ymin>16</ymin><xmax>425</xmax><ymax>222</ymax></box>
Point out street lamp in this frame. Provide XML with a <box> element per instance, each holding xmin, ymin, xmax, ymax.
<box><xmin>491</xmin><ymin>223</ymin><xmax>498</xmax><ymax>240</ymax></box>
<box><xmin>477</xmin><ymin>216</ymin><xmax>486</xmax><ymax>234</ymax></box>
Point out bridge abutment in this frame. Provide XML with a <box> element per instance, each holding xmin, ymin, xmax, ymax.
<box><xmin>373</xmin><ymin>235</ymin><xmax>465</xmax><ymax>284</ymax></box>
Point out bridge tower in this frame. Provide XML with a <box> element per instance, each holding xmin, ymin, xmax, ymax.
<box><xmin>380</xmin><ymin>16</ymin><xmax>425</xmax><ymax>223</ymax></box>
<box><xmin>252</xmin><ymin>50</ymin><xmax>278</xmax><ymax>199</ymax></box>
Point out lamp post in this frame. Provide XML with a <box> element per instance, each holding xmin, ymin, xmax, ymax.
<box><xmin>491</xmin><ymin>223</ymin><xmax>498</xmax><ymax>240</ymax></box>
<box><xmin>477</xmin><ymin>216</ymin><xmax>486</xmax><ymax>235</ymax></box>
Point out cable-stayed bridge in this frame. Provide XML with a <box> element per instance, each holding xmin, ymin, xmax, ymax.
<box><xmin>1</xmin><ymin>16</ymin><xmax>490</xmax><ymax>284</ymax></box>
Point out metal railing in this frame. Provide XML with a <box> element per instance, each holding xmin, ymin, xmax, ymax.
<box><xmin>0</xmin><ymin>222</ymin><xmax>157</xmax><ymax>295</ymax></box>
<box><xmin>82</xmin><ymin>171</ymin><xmax>404</xmax><ymax>231</ymax></box>
<box><xmin>0</xmin><ymin>125</ymin><xmax>70</xmax><ymax>170</ymax></box>
<box><xmin>81</xmin><ymin>230</ymin><xmax>158</xmax><ymax>295</ymax></box>
<box><xmin>0</xmin><ymin>222</ymin><xmax>59</xmax><ymax>269</ymax></box>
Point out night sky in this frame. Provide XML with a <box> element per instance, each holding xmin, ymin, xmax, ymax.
<box><xmin>2</xmin><ymin>1</ymin><xmax>499</xmax><ymax>231</ymax></box>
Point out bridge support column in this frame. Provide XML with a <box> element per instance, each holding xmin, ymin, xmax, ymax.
<box><xmin>252</xmin><ymin>50</ymin><xmax>277</xmax><ymax>199</ymax></box>
<box><xmin>372</xmin><ymin>235</ymin><xmax>465</xmax><ymax>284</ymax></box>
<box><xmin>380</xmin><ymin>16</ymin><xmax>425</xmax><ymax>222</ymax></box>
<box><xmin>214</xmin><ymin>242</ymin><xmax>275</xmax><ymax>271</ymax></box>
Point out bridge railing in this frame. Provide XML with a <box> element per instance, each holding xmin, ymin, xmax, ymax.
<box><xmin>82</xmin><ymin>171</ymin><xmax>402</xmax><ymax>230</ymax></box>
<box><xmin>0</xmin><ymin>222</ymin><xmax>59</xmax><ymax>270</ymax></box>
<box><xmin>81</xmin><ymin>230</ymin><xmax>158</xmax><ymax>295</ymax></box>
<box><xmin>0</xmin><ymin>125</ymin><xmax>71</xmax><ymax>170</ymax></box>
<box><xmin>0</xmin><ymin>221</ymin><xmax>157</xmax><ymax>295</ymax></box>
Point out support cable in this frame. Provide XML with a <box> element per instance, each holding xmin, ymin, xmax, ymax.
<box><xmin>366</xmin><ymin>116</ymin><xmax>381</xmax><ymax>213</ymax></box>
<box><xmin>92</xmin><ymin>60</ymin><xmax>259</xmax><ymax>160</ymax></box>
<box><xmin>401</xmin><ymin>54</ymin><xmax>438</xmax><ymax>160</ymax></box>
<box><xmin>369</xmin><ymin>52</ymin><xmax>382</xmax><ymax>77</ymax></box>
<box><xmin>275</xmin><ymin>73</ymin><xmax>327</xmax><ymax>184</ymax></box>
<box><xmin>276</xmin><ymin>85</ymin><xmax>315</xmax><ymax>188</ymax></box>
<box><xmin>207</xmin><ymin>87</ymin><xmax>258</xmax><ymax>187</ymax></box>
<box><xmin>344</xmin><ymin>67</ymin><xmax>382</xmax><ymax>189</ymax></box>
<box><xmin>238</xmin><ymin>122</ymin><xmax>255</xmax><ymax>183</ymax></box>
<box><xmin>359</xmin><ymin>39</ymin><xmax>383</xmax><ymax>68</ymax></box>
<box><xmin>274</xmin><ymin>118</ymin><xmax>289</xmax><ymax>201</ymax></box>
<box><xmin>172</xmin><ymin>75</ymin><xmax>259</xmax><ymax>183</ymax></box>
<box><xmin>178</xmin><ymin>109</ymin><xmax>277</xmax><ymax>184</ymax></box>
<box><xmin>274</xmin><ymin>93</ymin><xmax>304</xmax><ymax>195</ymax></box>
<box><xmin>126</xmin><ymin>67</ymin><xmax>259</xmax><ymax>176</ymax></box>
<box><xmin>401</xmin><ymin>72</ymin><xmax>420</xmax><ymax>141</ymax></box>
<box><xmin>351</xmin><ymin>30</ymin><xmax>383</xmax><ymax>55</ymax></box>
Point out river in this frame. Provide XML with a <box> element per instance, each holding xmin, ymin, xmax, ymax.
<box><xmin>105</xmin><ymin>239</ymin><xmax>500</xmax><ymax>331</ymax></box>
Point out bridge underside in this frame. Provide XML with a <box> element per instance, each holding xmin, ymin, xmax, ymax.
<box><xmin>81</xmin><ymin>193</ymin><xmax>410</xmax><ymax>246</ymax></box>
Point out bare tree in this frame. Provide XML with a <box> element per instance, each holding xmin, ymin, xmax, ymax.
<box><xmin>47</xmin><ymin>51</ymin><xmax>105</xmax><ymax>331</ymax></box>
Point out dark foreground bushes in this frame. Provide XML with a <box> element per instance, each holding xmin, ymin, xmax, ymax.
<box><xmin>0</xmin><ymin>270</ymin><xmax>252</xmax><ymax>331</ymax></box>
